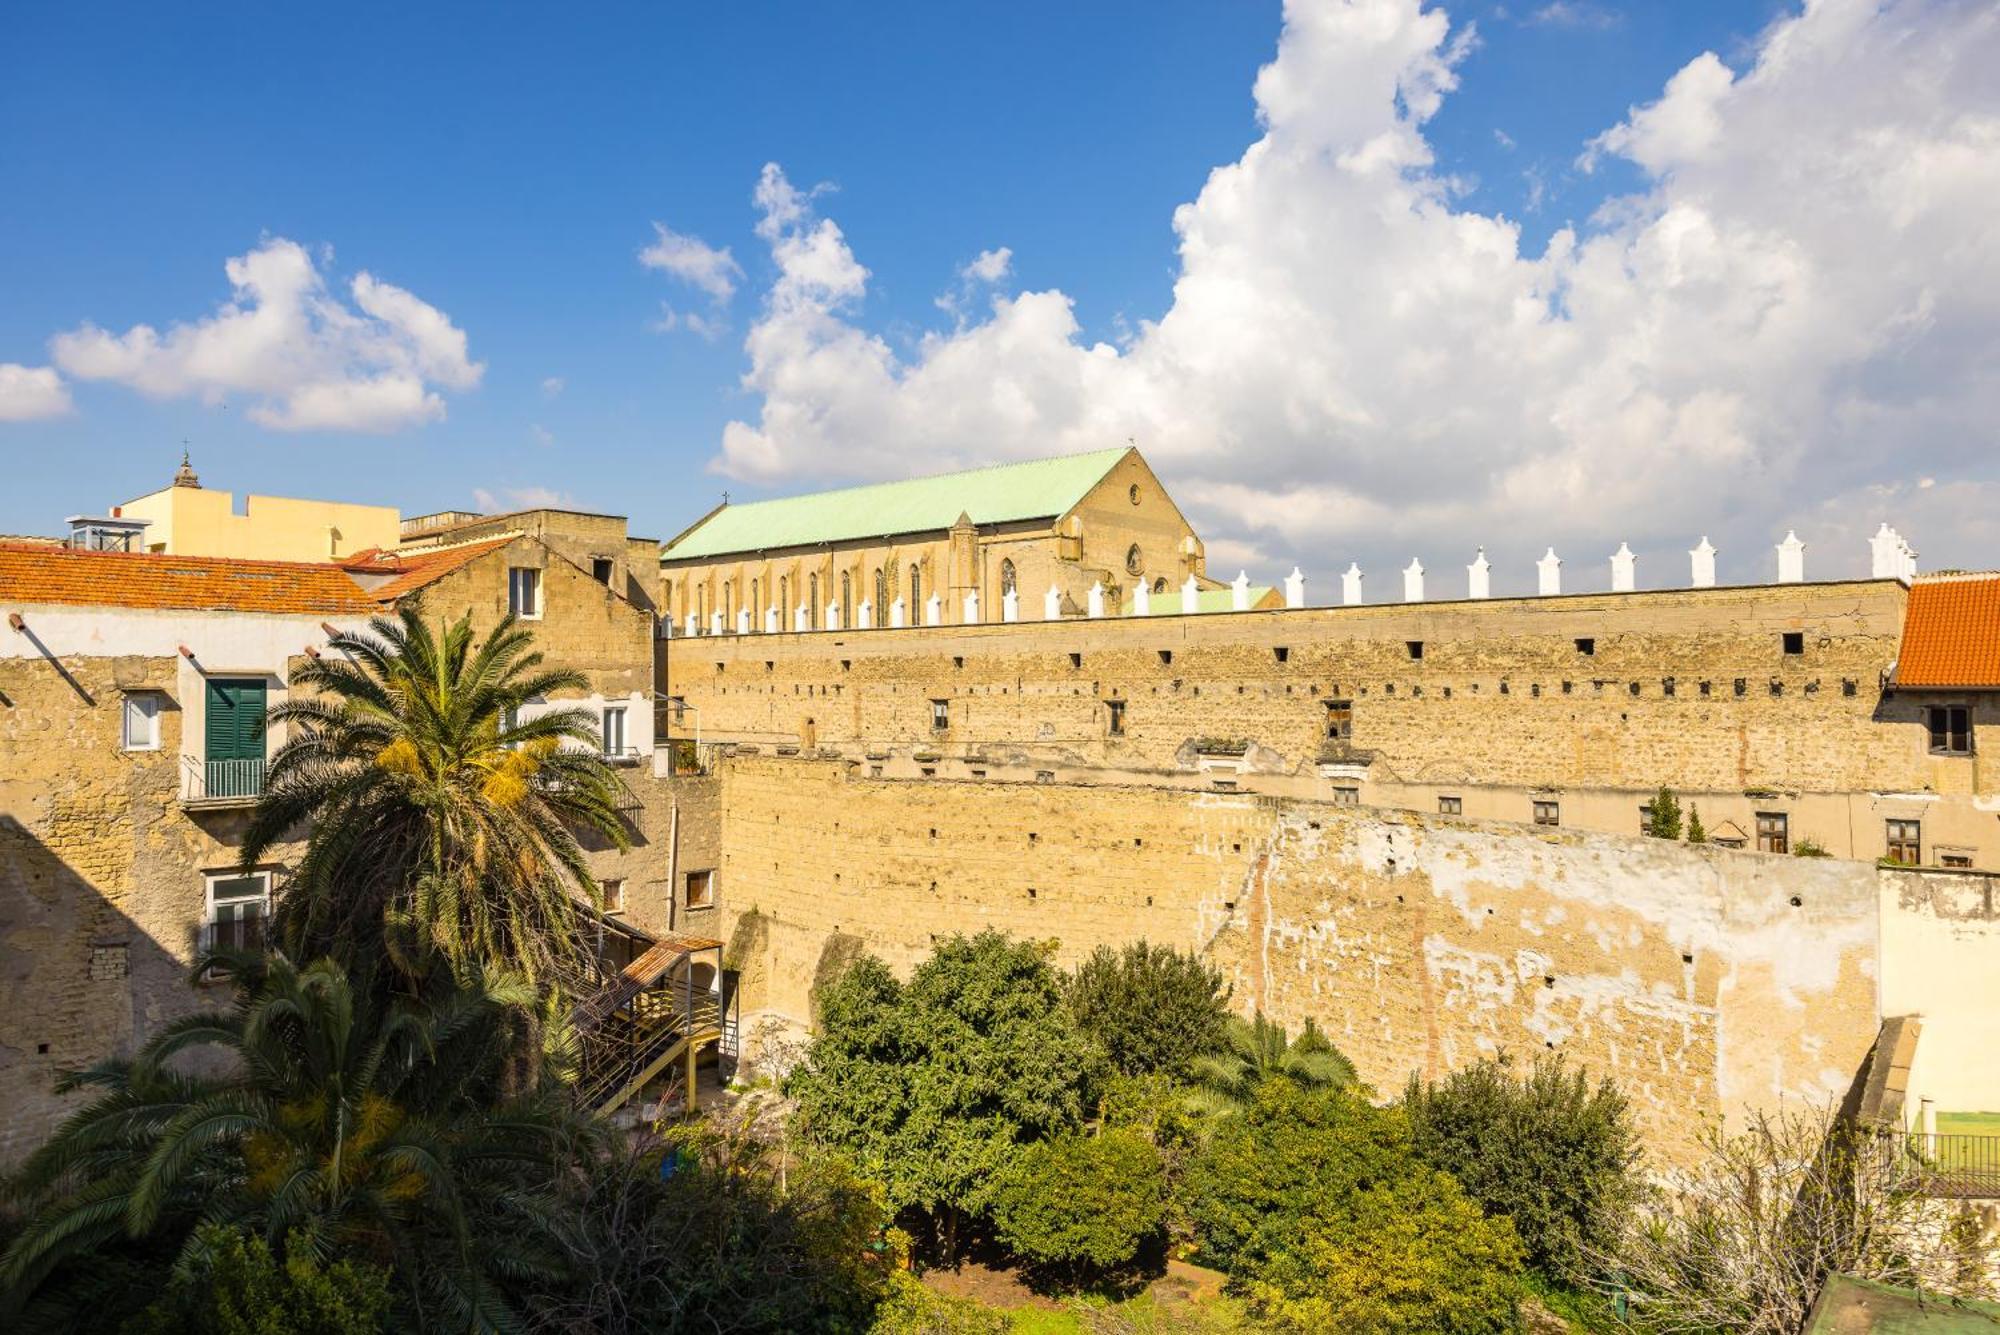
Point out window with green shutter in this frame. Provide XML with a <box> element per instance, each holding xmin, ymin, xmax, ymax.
<box><xmin>203</xmin><ymin>679</ymin><xmax>267</xmax><ymax>798</ymax></box>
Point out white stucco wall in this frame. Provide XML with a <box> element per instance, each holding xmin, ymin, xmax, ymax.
<box><xmin>1879</xmin><ymin>871</ymin><xmax>2000</xmax><ymax>1118</ymax></box>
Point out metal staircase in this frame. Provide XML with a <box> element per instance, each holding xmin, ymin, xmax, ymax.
<box><xmin>564</xmin><ymin>922</ymin><xmax>725</xmax><ymax>1116</ymax></box>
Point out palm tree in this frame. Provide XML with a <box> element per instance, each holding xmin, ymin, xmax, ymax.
<box><xmin>1188</xmin><ymin>1012</ymin><xmax>1360</xmax><ymax>1115</ymax></box>
<box><xmin>241</xmin><ymin>607</ymin><xmax>629</xmax><ymax>985</ymax></box>
<box><xmin>0</xmin><ymin>951</ymin><xmax>599</xmax><ymax>1332</ymax></box>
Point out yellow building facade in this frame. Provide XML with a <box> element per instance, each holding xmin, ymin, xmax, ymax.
<box><xmin>116</xmin><ymin>454</ymin><xmax>400</xmax><ymax>562</ymax></box>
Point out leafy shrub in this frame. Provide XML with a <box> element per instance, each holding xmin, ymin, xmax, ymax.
<box><xmin>125</xmin><ymin>1226</ymin><xmax>391</xmax><ymax>1335</ymax></box>
<box><xmin>1644</xmin><ymin>787</ymin><xmax>1683</xmax><ymax>840</ymax></box>
<box><xmin>1066</xmin><ymin>943</ymin><xmax>1230</xmax><ymax>1079</ymax></box>
<box><xmin>1241</xmin><ymin>1168</ymin><xmax>1524</xmax><ymax>1333</ymax></box>
<box><xmin>866</xmin><ymin>1272</ymin><xmax>1010</xmax><ymax>1335</ymax></box>
<box><xmin>991</xmin><ymin>1130</ymin><xmax>1168</xmax><ymax>1277</ymax></box>
<box><xmin>1179</xmin><ymin>1079</ymin><xmax>1410</xmax><ymax>1274</ymax></box>
<box><xmin>1686</xmin><ymin>804</ymin><xmax>1707</xmax><ymax>844</ymax></box>
<box><xmin>1188</xmin><ymin>1014</ymin><xmax>1359</xmax><ymax>1116</ymax></box>
<box><xmin>1402</xmin><ymin>1054</ymin><xmax>1639</xmax><ymax>1276</ymax></box>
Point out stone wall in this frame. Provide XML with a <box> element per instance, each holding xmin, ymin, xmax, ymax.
<box><xmin>715</xmin><ymin>754</ymin><xmax>1886</xmax><ymax>1164</ymax></box>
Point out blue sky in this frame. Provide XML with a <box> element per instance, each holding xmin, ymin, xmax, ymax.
<box><xmin>4</xmin><ymin>0</ymin><xmax>1992</xmax><ymax>591</ymax></box>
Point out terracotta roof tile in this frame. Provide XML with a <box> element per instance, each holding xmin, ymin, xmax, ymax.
<box><xmin>0</xmin><ymin>543</ymin><xmax>379</xmax><ymax>616</ymax></box>
<box><xmin>350</xmin><ymin>535</ymin><xmax>519</xmax><ymax>603</ymax></box>
<box><xmin>1897</xmin><ymin>574</ymin><xmax>2000</xmax><ymax>688</ymax></box>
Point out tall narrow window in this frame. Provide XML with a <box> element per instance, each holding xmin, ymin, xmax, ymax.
<box><xmin>809</xmin><ymin>574</ymin><xmax>819</xmax><ymax>629</ymax></box>
<box><xmin>779</xmin><ymin>576</ymin><xmax>790</xmax><ymax>622</ymax></box>
<box><xmin>122</xmin><ymin>692</ymin><xmax>161</xmax><ymax>751</ymax></box>
<box><xmin>1000</xmin><ymin>558</ymin><xmax>1017</xmax><ymax>596</ymax></box>
<box><xmin>750</xmin><ymin>578</ymin><xmax>760</xmax><ymax>625</ymax></box>
<box><xmin>930</xmin><ymin>698</ymin><xmax>950</xmax><ymax>730</ymax></box>
<box><xmin>601</xmin><ymin>878</ymin><xmax>626</xmax><ymax>914</ymax></box>
<box><xmin>841</xmin><ymin>571</ymin><xmax>852</xmax><ymax>628</ymax></box>
<box><xmin>1756</xmin><ymin>812</ymin><xmax>1788</xmax><ymax>854</ymax></box>
<box><xmin>910</xmin><ymin>565</ymin><xmax>922</xmax><ymax>617</ymax></box>
<box><xmin>1106</xmin><ymin>700</ymin><xmax>1126</xmax><ymax>735</ymax></box>
<box><xmin>1324</xmin><ymin>699</ymin><xmax>1353</xmax><ymax>740</ymax></box>
<box><xmin>508</xmin><ymin>567</ymin><xmax>541</xmax><ymax>618</ymax></box>
<box><xmin>874</xmin><ymin>568</ymin><xmax>888</xmax><ymax>626</ymax></box>
<box><xmin>1886</xmin><ymin>819</ymin><xmax>1921</xmax><ymax>865</ymax></box>
<box><xmin>601</xmin><ymin>706</ymin><xmax>627</xmax><ymax>759</ymax></box>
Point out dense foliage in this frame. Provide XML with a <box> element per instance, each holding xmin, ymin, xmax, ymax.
<box><xmin>1065</xmin><ymin>942</ymin><xmax>1230</xmax><ymax>1079</ymax></box>
<box><xmin>787</xmin><ymin>933</ymin><xmax>1099</xmax><ymax>1253</ymax></box>
<box><xmin>1188</xmin><ymin>1013</ymin><xmax>1358</xmax><ymax>1115</ymax></box>
<box><xmin>1</xmin><ymin>952</ymin><xmax>595</xmax><ymax>1332</ymax></box>
<box><xmin>1403</xmin><ymin>1054</ymin><xmax>1639</xmax><ymax>1276</ymax></box>
<box><xmin>243</xmin><ymin>607</ymin><xmax>629</xmax><ymax>984</ymax></box>
<box><xmin>125</xmin><ymin>1225</ymin><xmax>391</xmax><ymax>1335</ymax></box>
<box><xmin>989</xmin><ymin>1130</ymin><xmax>1167</xmax><ymax>1278</ymax></box>
<box><xmin>1644</xmin><ymin>786</ymin><xmax>1683</xmax><ymax>840</ymax></box>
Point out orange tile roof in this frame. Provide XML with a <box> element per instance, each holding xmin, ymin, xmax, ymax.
<box><xmin>344</xmin><ymin>535</ymin><xmax>519</xmax><ymax>603</ymax></box>
<box><xmin>0</xmin><ymin>543</ymin><xmax>379</xmax><ymax>616</ymax></box>
<box><xmin>1897</xmin><ymin>574</ymin><xmax>2000</xmax><ymax>688</ymax></box>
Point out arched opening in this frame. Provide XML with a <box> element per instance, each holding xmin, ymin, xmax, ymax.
<box><xmin>1153</xmin><ymin>576</ymin><xmax>1168</xmax><ymax>594</ymax></box>
<box><xmin>750</xmin><ymin>578</ymin><xmax>759</xmax><ymax>625</ymax></box>
<box><xmin>808</xmin><ymin>573</ymin><xmax>820</xmax><ymax>629</ymax></box>
<box><xmin>909</xmin><ymin>564</ymin><xmax>922</xmax><ymax>617</ymax></box>
<box><xmin>1000</xmin><ymin>558</ymin><xmax>1017</xmax><ymax>596</ymax></box>
<box><xmin>840</xmin><ymin>571</ymin><xmax>852</xmax><ymax>628</ymax></box>
<box><xmin>874</xmin><ymin>568</ymin><xmax>888</xmax><ymax>626</ymax></box>
<box><xmin>780</xmin><ymin>575</ymin><xmax>789</xmax><ymax>621</ymax></box>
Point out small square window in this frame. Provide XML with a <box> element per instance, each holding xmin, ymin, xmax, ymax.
<box><xmin>122</xmin><ymin>692</ymin><xmax>162</xmax><ymax>751</ymax></box>
<box><xmin>1438</xmin><ymin>796</ymin><xmax>1462</xmax><ymax>815</ymax></box>
<box><xmin>508</xmin><ymin>567</ymin><xmax>542</xmax><ymax>618</ymax></box>
<box><xmin>1106</xmin><ymin>700</ymin><xmax>1126</xmax><ymax>736</ymax></box>
<box><xmin>1274</xmin><ymin>646</ymin><xmax>1290</xmax><ymax>664</ymax></box>
<box><xmin>1331</xmin><ymin>786</ymin><xmax>1359</xmax><ymax>806</ymax></box>
<box><xmin>1926</xmin><ymin>705</ymin><xmax>1972</xmax><ymax>756</ymax></box>
<box><xmin>1406</xmin><ymin>640</ymin><xmax>1424</xmax><ymax>661</ymax></box>
<box><xmin>1782</xmin><ymin>632</ymin><xmax>1804</xmax><ymax>655</ymax></box>
<box><xmin>1574</xmin><ymin>638</ymin><xmax>1595</xmax><ymax>656</ymax></box>
<box><xmin>1885</xmin><ymin>820</ymin><xmax>1921</xmax><ymax>866</ymax></box>
<box><xmin>1324</xmin><ymin>698</ymin><xmax>1353</xmax><ymax>740</ymax></box>
<box><xmin>1533</xmin><ymin>800</ymin><xmax>1560</xmax><ymax>827</ymax></box>
<box><xmin>684</xmin><ymin>869</ymin><xmax>715</xmax><ymax>909</ymax></box>
<box><xmin>591</xmin><ymin>558</ymin><xmax>614</xmax><ymax>585</ymax></box>
<box><xmin>600</xmin><ymin>878</ymin><xmax>626</xmax><ymax>914</ymax></box>
<box><xmin>930</xmin><ymin>698</ymin><xmax>950</xmax><ymax>730</ymax></box>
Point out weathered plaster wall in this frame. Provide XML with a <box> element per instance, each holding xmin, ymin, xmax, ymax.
<box><xmin>1879</xmin><ymin>871</ymin><xmax>2000</xmax><ymax>1119</ymax></box>
<box><xmin>716</xmin><ymin>755</ymin><xmax>1885</xmax><ymax>1164</ymax></box>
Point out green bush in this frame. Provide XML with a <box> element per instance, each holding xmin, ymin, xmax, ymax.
<box><xmin>1644</xmin><ymin>787</ymin><xmax>1683</xmax><ymax>840</ymax></box>
<box><xmin>125</xmin><ymin>1226</ymin><xmax>391</xmax><ymax>1335</ymax></box>
<box><xmin>1241</xmin><ymin>1169</ymin><xmax>1524</xmax><ymax>1333</ymax></box>
<box><xmin>1686</xmin><ymin>804</ymin><xmax>1707</xmax><ymax>844</ymax></box>
<box><xmin>866</xmin><ymin>1272</ymin><xmax>1010</xmax><ymax>1335</ymax></box>
<box><xmin>1179</xmin><ymin>1079</ymin><xmax>1411</xmax><ymax>1274</ymax></box>
<box><xmin>1402</xmin><ymin>1054</ymin><xmax>1638</xmax><ymax>1277</ymax></box>
<box><xmin>1066</xmin><ymin>943</ymin><xmax>1230</xmax><ymax>1079</ymax></box>
<box><xmin>991</xmin><ymin>1130</ymin><xmax>1167</xmax><ymax>1277</ymax></box>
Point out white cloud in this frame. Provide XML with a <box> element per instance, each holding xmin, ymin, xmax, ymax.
<box><xmin>640</xmin><ymin>223</ymin><xmax>743</xmax><ymax>303</ymax></box>
<box><xmin>960</xmin><ymin>247</ymin><xmax>1014</xmax><ymax>284</ymax></box>
<box><xmin>706</xmin><ymin>0</ymin><xmax>2000</xmax><ymax>587</ymax></box>
<box><xmin>473</xmin><ymin>484</ymin><xmax>574</xmax><ymax>513</ymax></box>
<box><xmin>1528</xmin><ymin>2</ymin><xmax>1620</xmax><ymax>30</ymax></box>
<box><xmin>0</xmin><ymin>364</ymin><xmax>72</xmax><ymax>421</ymax></box>
<box><xmin>652</xmin><ymin>305</ymin><xmax>726</xmax><ymax>341</ymax></box>
<box><xmin>541</xmin><ymin>375</ymin><xmax>565</xmax><ymax>398</ymax></box>
<box><xmin>48</xmin><ymin>238</ymin><xmax>481</xmax><ymax>433</ymax></box>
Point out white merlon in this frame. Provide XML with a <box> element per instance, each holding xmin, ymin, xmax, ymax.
<box><xmin>1182</xmin><ymin>575</ymin><xmax>1201</xmax><ymax>615</ymax></box>
<box><xmin>764</xmin><ymin>606</ymin><xmax>779</xmax><ymax>634</ymax></box>
<box><xmin>1002</xmin><ymin>589</ymin><xmax>1019</xmax><ymax>623</ymax></box>
<box><xmin>1467</xmin><ymin>549</ymin><xmax>1490</xmax><ymax>600</ymax></box>
<box><xmin>735</xmin><ymin>609</ymin><xmax>750</xmax><ymax>635</ymax></box>
<box><xmin>1403</xmin><ymin>559</ymin><xmax>1424</xmax><ymax>603</ymax></box>
<box><xmin>1342</xmin><ymin>563</ymin><xmax>1363</xmax><ymax>606</ymax></box>
<box><xmin>794</xmin><ymin>604</ymin><xmax>809</xmax><ymax>633</ymax></box>
<box><xmin>1087</xmin><ymin>581</ymin><xmax>1106</xmax><ymax>618</ymax></box>
<box><xmin>890</xmin><ymin>597</ymin><xmax>906</xmax><ymax>629</ymax></box>
<box><xmin>1231</xmin><ymin>571</ymin><xmax>1251</xmax><ymax>611</ymax></box>
<box><xmin>924</xmin><ymin>593</ymin><xmax>942</xmax><ymax>627</ymax></box>
<box><xmin>1871</xmin><ymin>523</ymin><xmax>1918</xmax><ymax>581</ymax></box>
<box><xmin>684</xmin><ymin>613</ymin><xmax>698</xmax><ymax>637</ymax></box>
<box><xmin>856</xmin><ymin>600</ymin><xmax>872</xmax><ymax>630</ymax></box>
<box><xmin>1284</xmin><ymin>567</ymin><xmax>1306</xmax><ymax>609</ymax></box>
<box><xmin>825</xmin><ymin>602</ymin><xmax>840</xmax><ymax>631</ymax></box>
<box><xmin>1537</xmin><ymin>548</ymin><xmax>1562</xmax><ymax>596</ymax></box>
<box><xmin>1776</xmin><ymin>530</ymin><xmax>1806</xmax><ymax>584</ymax></box>
<box><xmin>710</xmin><ymin>612</ymin><xmax>725</xmax><ymax>635</ymax></box>
<box><xmin>1134</xmin><ymin>582</ymin><xmax>1151</xmax><ymax>616</ymax></box>
<box><xmin>1690</xmin><ymin>537</ymin><xmax>1717</xmax><ymax>589</ymax></box>
<box><xmin>1611</xmin><ymin>542</ymin><xmax>1636</xmax><ymax>593</ymax></box>
<box><xmin>963</xmin><ymin>591</ymin><xmax>980</xmax><ymax>624</ymax></box>
<box><xmin>1045</xmin><ymin>584</ymin><xmax>1063</xmax><ymax>620</ymax></box>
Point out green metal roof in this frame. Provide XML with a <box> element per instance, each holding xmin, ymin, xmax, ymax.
<box><xmin>1123</xmin><ymin>587</ymin><xmax>1277</xmax><ymax>616</ymax></box>
<box><xmin>662</xmin><ymin>447</ymin><xmax>1130</xmax><ymax>561</ymax></box>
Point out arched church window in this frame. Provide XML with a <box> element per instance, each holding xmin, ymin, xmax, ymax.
<box><xmin>1153</xmin><ymin>577</ymin><xmax>1167</xmax><ymax>594</ymax></box>
<box><xmin>874</xmin><ymin>568</ymin><xmax>888</xmax><ymax>626</ymax></box>
<box><xmin>780</xmin><ymin>575</ymin><xmax>789</xmax><ymax>618</ymax></box>
<box><xmin>723</xmin><ymin>580</ymin><xmax>732</xmax><ymax>619</ymax></box>
<box><xmin>909</xmin><ymin>564</ymin><xmax>922</xmax><ymax>615</ymax></box>
<box><xmin>750</xmin><ymin>578</ymin><xmax>759</xmax><ymax>624</ymax></box>
<box><xmin>1000</xmin><ymin>558</ymin><xmax>1017</xmax><ymax>595</ymax></box>
<box><xmin>841</xmin><ymin>571</ymin><xmax>852</xmax><ymax>627</ymax></box>
<box><xmin>809</xmin><ymin>574</ymin><xmax>819</xmax><ymax>628</ymax></box>
<box><xmin>1126</xmin><ymin>544</ymin><xmax>1143</xmax><ymax>576</ymax></box>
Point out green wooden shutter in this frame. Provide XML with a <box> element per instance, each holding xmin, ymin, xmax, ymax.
<box><xmin>204</xmin><ymin>679</ymin><xmax>266</xmax><ymax>760</ymax></box>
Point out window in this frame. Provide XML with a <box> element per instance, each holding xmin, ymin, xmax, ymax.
<box><xmin>873</xmin><ymin>568</ymin><xmax>888</xmax><ymax>625</ymax></box>
<box><xmin>684</xmin><ymin>869</ymin><xmax>715</xmax><ymax>909</ymax></box>
<box><xmin>1106</xmin><ymin>700</ymin><xmax>1126</xmax><ymax>735</ymax></box>
<box><xmin>122</xmin><ymin>692</ymin><xmax>161</xmax><ymax>751</ymax></box>
<box><xmin>1324</xmin><ymin>698</ymin><xmax>1352</xmax><ymax>740</ymax></box>
<box><xmin>591</xmin><ymin>557</ymin><xmax>613</xmax><ymax>585</ymax></box>
<box><xmin>1331</xmin><ymin>786</ymin><xmax>1359</xmax><ymax>806</ymax></box>
<box><xmin>1575</xmin><ymin>638</ymin><xmax>1595</xmax><ymax>656</ymax></box>
<box><xmin>1782</xmin><ymin>631</ymin><xmax>1804</xmax><ymax>655</ymax></box>
<box><xmin>1885</xmin><ymin>820</ymin><xmax>1921</xmax><ymax>865</ymax></box>
<box><xmin>600</xmin><ymin>878</ymin><xmax>626</xmax><ymax>914</ymax></box>
<box><xmin>930</xmin><ymin>698</ymin><xmax>950</xmax><ymax>730</ymax></box>
<box><xmin>1533</xmin><ymin>800</ymin><xmax>1560</xmax><ymax>826</ymax></box>
<box><xmin>600</xmin><ymin>706</ymin><xmax>627</xmax><ymax>758</ymax></box>
<box><xmin>1756</xmin><ymin>812</ymin><xmax>1789</xmax><ymax>854</ymax></box>
<box><xmin>1941</xmin><ymin>852</ymin><xmax>1973</xmax><ymax>869</ymax></box>
<box><xmin>1926</xmin><ymin>705</ymin><xmax>1972</xmax><ymax>755</ymax></box>
<box><xmin>1000</xmin><ymin>558</ymin><xmax>1017</xmax><ymax>596</ymax></box>
<box><xmin>1126</xmin><ymin>544</ymin><xmax>1143</xmax><ymax>576</ymax></box>
<box><xmin>779</xmin><ymin>576</ymin><xmax>790</xmax><ymax>622</ymax></box>
<box><xmin>1438</xmin><ymin>796</ymin><xmax>1462</xmax><ymax>815</ymax></box>
<box><xmin>1153</xmin><ymin>577</ymin><xmax>1167</xmax><ymax>593</ymax></box>
<box><xmin>508</xmin><ymin>567</ymin><xmax>541</xmax><ymax>618</ymax></box>
<box><xmin>1129</xmin><ymin>483</ymin><xmax>1141</xmax><ymax>505</ymax></box>
<box><xmin>1406</xmin><ymin>640</ymin><xmax>1424</xmax><ymax>660</ymax></box>
<box><xmin>841</xmin><ymin>572</ymin><xmax>852</xmax><ymax>628</ymax></box>
<box><xmin>204</xmin><ymin>871</ymin><xmax>270</xmax><ymax>954</ymax></box>
<box><xmin>750</xmin><ymin>578</ymin><xmax>760</xmax><ymax>625</ymax></box>
<box><xmin>809</xmin><ymin>574</ymin><xmax>819</xmax><ymax>629</ymax></box>
<box><xmin>909</xmin><ymin>565</ymin><xmax>922</xmax><ymax>617</ymax></box>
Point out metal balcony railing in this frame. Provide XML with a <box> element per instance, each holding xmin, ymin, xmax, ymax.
<box><xmin>1881</xmin><ymin>1130</ymin><xmax>2000</xmax><ymax>1199</ymax></box>
<box><xmin>181</xmin><ymin>756</ymin><xmax>266</xmax><ymax>806</ymax></box>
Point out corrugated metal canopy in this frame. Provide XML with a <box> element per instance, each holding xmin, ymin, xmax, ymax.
<box><xmin>662</xmin><ymin>447</ymin><xmax>1130</xmax><ymax>561</ymax></box>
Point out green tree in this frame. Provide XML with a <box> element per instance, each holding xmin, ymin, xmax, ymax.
<box><xmin>1242</xmin><ymin>1169</ymin><xmax>1524</xmax><ymax>1334</ymax></box>
<box><xmin>1686</xmin><ymin>804</ymin><xmax>1707</xmax><ymax>844</ymax></box>
<box><xmin>1402</xmin><ymin>1054</ymin><xmax>1639</xmax><ymax>1277</ymax></box>
<box><xmin>1188</xmin><ymin>1013</ymin><xmax>1358</xmax><ymax>1115</ymax></box>
<box><xmin>124</xmin><ymin>1225</ymin><xmax>391</xmax><ymax>1335</ymax></box>
<box><xmin>1066</xmin><ymin>942</ymin><xmax>1231</xmax><ymax>1079</ymax></box>
<box><xmin>1179</xmin><ymin>1079</ymin><xmax>1410</xmax><ymax>1274</ymax></box>
<box><xmin>1</xmin><ymin>952</ymin><xmax>596</xmax><ymax>1332</ymax></box>
<box><xmin>241</xmin><ymin>607</ymin><xmax>629</xmax><ymax>985</ymax></box>
<box><xmin>990</xmin><ymin>1130</ymin><xmax>1167</xmax><ymax>1279</ymax></box>
<box><xmin>786</xmin><ymin>933</ymin><xmax>1097</xmax><ymax>1258</ymax></box>
<box><xmin>1644</xmin><ymin>786</ymin><xmax>1683</xmax><ymax>840</ymax></box>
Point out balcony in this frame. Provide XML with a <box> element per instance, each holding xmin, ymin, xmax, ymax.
<box><xmin>181</xmin><ymin>756</ymin><xmax>266</xmax><ymax>809</ymax></box>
